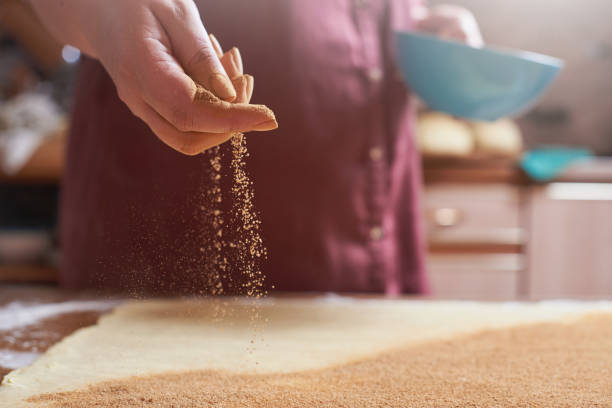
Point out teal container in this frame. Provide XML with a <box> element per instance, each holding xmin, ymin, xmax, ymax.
<box><xmin>395</xmin><ymin>32</ymin><xmax>563</xmax><ymax>121</ymax></box>
<box><xmin>521</xmin><ymin>148</ymin><xmax>593</xmax><ymax>182</ymax></box>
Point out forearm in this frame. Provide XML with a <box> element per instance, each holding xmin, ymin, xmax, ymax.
<box><xmin>26</xmin><ymin>0</ymin><xmax>99</xmax><ymax>57</ymax></box>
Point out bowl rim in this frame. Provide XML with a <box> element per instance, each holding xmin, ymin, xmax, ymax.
<box><xmin>395</xmin><ymin>31</ymin><xmax>564</xmax><ymax>68</ymax></box>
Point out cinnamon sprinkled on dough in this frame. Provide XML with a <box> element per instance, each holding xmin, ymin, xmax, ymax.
<box><xmin>29</xmin><ymin>314</ymin><xmax>612</xmax><ymax>407</ymax></box>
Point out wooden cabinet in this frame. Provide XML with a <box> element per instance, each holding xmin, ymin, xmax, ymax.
<box><xmin>427</xmin><ymin>253</ymin><xmax>522</xmax><ymax>299</ymax></box>
<box><xmin>423</xmin><ymin>180</ymin><xmax>526</xmax><ymax>300</ymax></box>
<box><xmin>425</xmin><ymin>183</ymin><xmax>524</xmax><ymax>252</ymax></box>
<box><xmin>526</xmin><ymin>183</ymin><xmax>612</xmax><ymax>297</ymax></box>
<box><xmin>424</xmin><ymin>159</ymin><xmax>612</xmax><ymax>299</ymax></box>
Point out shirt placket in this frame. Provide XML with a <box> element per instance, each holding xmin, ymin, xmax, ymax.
<box><xmin>352</xmin><ymin>0</ymin><xmax>389</xmax><ymax>290</ymax></box>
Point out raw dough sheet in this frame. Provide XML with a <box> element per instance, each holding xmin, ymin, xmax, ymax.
<box><xmin>2</xmin><ymin>297</ymin><xmax>612</xmax><ymax>407</ymax></box>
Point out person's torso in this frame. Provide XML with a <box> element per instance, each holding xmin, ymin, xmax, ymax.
<box><xmin>60</xmin><ymin>0</ymin><xmax>428</xmax><ymax>295</ymax></box>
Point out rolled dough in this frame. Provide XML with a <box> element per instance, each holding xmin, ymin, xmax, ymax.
<box><xmin>2</xmin><ymin>297</ymin><xmax>612</xmax><ymax>407</ymax></box>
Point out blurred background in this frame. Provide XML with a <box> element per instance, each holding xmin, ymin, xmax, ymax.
<box><xmin>1</xmin><ymin>0</ymin><xmax>611</xmax><ymax>298</ymax></box>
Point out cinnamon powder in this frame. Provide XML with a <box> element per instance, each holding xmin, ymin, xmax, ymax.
<box><xmin>29</xmin><ymin>314</ymin><xmax>612</xmax><ymax>407</ymax></box>
<box><xmin>195</xmin><ymin>79</ymin><xmax>269</xmax><ymax>303</ymax></box>
<box><xmin>199</xmin><ymin>134</ymin><xmax>267</xmax><ymax>300</ymax></box>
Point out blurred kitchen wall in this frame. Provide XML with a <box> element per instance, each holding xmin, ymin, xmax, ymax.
<box><xmin>431</xmin><ymin>0</ymin><xmax>612</xmax><ymax>154</ymax></box>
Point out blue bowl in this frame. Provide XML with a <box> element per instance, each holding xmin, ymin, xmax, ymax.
<box><xmin>395</xmin><ymin>32</ymin><xmax>563</xmax><ymax>121</ymax></box>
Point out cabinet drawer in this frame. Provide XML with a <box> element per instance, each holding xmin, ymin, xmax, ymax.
<box><xmin>424</xmin><ymin>184</ymin><xmax>523</xmax><ymax>247</ymax></box>
<box><xmin>427</xmin><ymin>254</ymin><xmax>522</xmax><ymax>299</ymax></box>
<box><xmin>527</xmin><ymin>184</ymin><xmax>612</xmax><ymax>297</ymax></box>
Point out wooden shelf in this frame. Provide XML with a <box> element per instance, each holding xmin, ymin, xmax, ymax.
<box><xmin>422</xmin><ymin>154</ymin><xmax>529</xmax><ymax>185</ymax></box>
<box><xmin>0</xmin><ymin>264</ymin><xmax>58</xmax><ymax>283</ymax></box>
<box><xmin>0</xmin><ymin>127</ymin><xmax>66</xmax><ymax>184</ymax></box>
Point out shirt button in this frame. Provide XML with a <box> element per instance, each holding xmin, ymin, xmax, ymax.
<box><xmin>369</xmin><ymin>226</ymin><xmax>384</xmax><ymax>241</ymax></box>
<box><xmin>369</xmin><ymin>146</ymin><xmax>384</xmax><ymax>162</ymax></box>
<box><xmin>366</xmin><ymin>67</ymin><xmax>384</xmax><ymax>83</ymax></box>
<box><xmin>355</xmin><ymin>0</ymin><xmax>368</xmax><ymax>8</ymax></box>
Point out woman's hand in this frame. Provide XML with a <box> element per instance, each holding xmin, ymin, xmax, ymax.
<box><xmin>413</xmin><ymin>4</ymin><xmax>484</xmax><ymax>47</ymax></box>
<box><xmin>28</xmin><ymin>0</ymin><xmax>277</xmax><ymax>155</ymax></box>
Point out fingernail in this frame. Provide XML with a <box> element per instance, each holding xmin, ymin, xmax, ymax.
<box><xmin>209</xmin><ymin>73</ymin><xmax>236</xmax><ymax>102</ymax></box>
<box><xmin>252</xmin><ymin>119</ymin><xmax>278</xmax><ymax>131</ymax></box>
<box><xmin>209</xmin><ymin>34</ymin><xmax>223</xmax><ymax>57</ymax></box>
<box><xmin>230</xmin><ymin>47</ymin><xmax>243</xmax><ymax>74</ymax></box>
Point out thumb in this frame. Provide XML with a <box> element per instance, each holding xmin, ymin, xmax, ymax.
<box><xmin>152</xmin><ymin>2</ymin><xmax>236</xmax><ymax>102</ymax></box>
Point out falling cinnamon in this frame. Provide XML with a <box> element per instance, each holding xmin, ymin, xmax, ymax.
<box><xmin>195</xmin><ymin>81</ymin><xmax>270</xmax><ymax>331</ymax></box>
<box><xmin>229</xmin><ymin>133</ymin><xmax>267</xmax><ymax>301</ymax></box>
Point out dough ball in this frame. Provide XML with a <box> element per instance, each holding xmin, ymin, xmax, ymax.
<box><xmin>416</xmin><ymin>112</ymin><xmax>475</xmax><ymax>156</ymax></box>
<box><xmin>471</xmin><ymin>119</ymin><xmax>523</xmax><ymax>155</ymax></box>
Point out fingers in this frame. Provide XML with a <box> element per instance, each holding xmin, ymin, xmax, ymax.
<box><xmin>193</xmin><ymin>85</ymin><xmax>276</xmax><ymax>132</ymax></box>
<box><xmin>209</xmin><ymin>33</ymin><xmax>223</xmax><ymax>58</ymax></box>
<box><xmin>208</xmin><ymin>35</ymin><xmax>252</xmax><ymax>102</ymax></box>
<box><xmin>119</xmin><ymin>81</ymin><xmax>274</xmax><ymax>156</ymax></box>
<box><xmin>414</xmin><ymin>5</ymin><xmax>483</xmax><ymax>47</ymax></box>
<box><xmin>132</xmin><ymin>98</ymin><xmax>234</xmax><ymax>156</ymax></box>
<box><xmin>232</xmin><ymin>76</ymin><xmax>247</xmax><ymax>104</ymax></box>
<box><xmin>439</xmin><ymin>25</ymin><xmax>470</xmax><ymax>44</ymax></box>
<box><xmin>245</xmin><ymin>75</ymin><xmax>254</xmax><ymax>103</ymax></box>
<box><xmin>210</xmin><ymin>34</ymin><xmax>244</xmax><ymax>80</ymax></box>
<box><xmin>232</xmin><ymin>74</ymin><xmax>254</xmax><ymax>104</ymax></box>
<box><xmin>220</xmin><ymin>47</ymin><xmax>244</xmax><ymax>80</ymax></box>
<box><xmin>136</xmin><ymin>57</ymin><xmax>275</xmax><ymax>134</ymax></box>
<box><xmin>106</xmin><ymin>5</ymin><xmax>275</xmax><ymax>157</ymax></box>
<box><xmin>152</xmin><ymin>0</ymin><xmax>236</xmax><ymax>101</ymax></box>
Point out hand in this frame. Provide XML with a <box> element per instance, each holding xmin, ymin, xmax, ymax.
<box><xmin>28</xmin><ymin>0</ymin><xmax>277</xmax><ymax>155</ymax></box>
<box><xmin>413</xmin><ymin>4</ymin><xmax>484</xmax><ymax>48</ymax></box>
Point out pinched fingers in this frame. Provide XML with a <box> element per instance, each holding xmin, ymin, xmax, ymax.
<box><xmin>126</xmin><ymin>95</ymin><xmax>233</xmax><ymax>156</ymax></box>
<box><xmin>152</xmin><ymin>0</ymin><xmax>236</xmax><ymax>101</ymax></box>
<box><xmin>220</xmin><ymin>47</ymin><xmax>244</xmax><ymax>80</ymax></box>
<box><xmin>193</xmin><ymin>85</ymin><xmax>274</xmax><ymax>131</ymax></box>
<box><xmin>136</xmin><ymin>60</ymin><xmax>274</xmax><ymax>134</ymax></box>
<box><xmin>245</xmin><ymin>74</ymin><xmax>254</xmax><ymax>103</ymax></box>
<box><xmin>209</xmin><ymin>34</ymin><xmax>253</xmax><ymax>104</ymax></box>
<box><xmin>209</xmin><ymin>34</ymin><xmax>223</xmax><ymax>58</ymax></box>
<box><xmin>233</xmin><ymin>75</ymin><xmax>253</xmax><ymax>104</ymax></box>
<box><xmin>211</xmin><ymin>32</ymin><xmax>244</xmax><ymax>82</ymax></box>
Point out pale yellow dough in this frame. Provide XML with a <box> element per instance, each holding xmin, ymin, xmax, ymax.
<box><xmin>2</xmin><ymin>297</ymin><xmax>611</xmax><ymax>407</ymax></box>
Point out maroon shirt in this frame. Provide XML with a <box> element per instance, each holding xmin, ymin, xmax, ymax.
<box><xmin>60</xmin><ymin>0</ymin><xmax>428</xmax><ymax>295</ymax></box>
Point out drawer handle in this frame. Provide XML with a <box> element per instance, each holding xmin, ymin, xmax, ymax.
<box><xmin>431</xmin><ymin>208</ymin><xmax>463</xmax><ymax>227</ymax></box>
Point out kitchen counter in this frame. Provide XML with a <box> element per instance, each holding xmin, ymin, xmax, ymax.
<box><xmin>554</xmin><ymin>157</ymin><xmax>612</xmax><ymax>183</ymax></box>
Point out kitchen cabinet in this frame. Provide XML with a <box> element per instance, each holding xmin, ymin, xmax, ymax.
<box><xmin>423</xmin><ymin>182</ymin><xmax>526</xmax><ymax>299</ymax></box>
<box><xmin>424</xmin><ymin>157</ymin><xmax>612</xmax><ymax>299</ymax></box>
<box><xmin>526</xmin><ymin>183</ymin><xmax>612</xmax><ymax>297</ymax></box>
<box><xmin>422</xmin><ymin>157</ymin><xmax>527</xmax><ymax>299</ymax></box>
<box><xmin>427</xmin><ymin>253</ymin><xmax>522</xmax><ymax>299</ymax></box>
<box><xmin>425</xmin><ymin>183</ymin><xmax>524</xmax><ymax>253</ymax></box>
